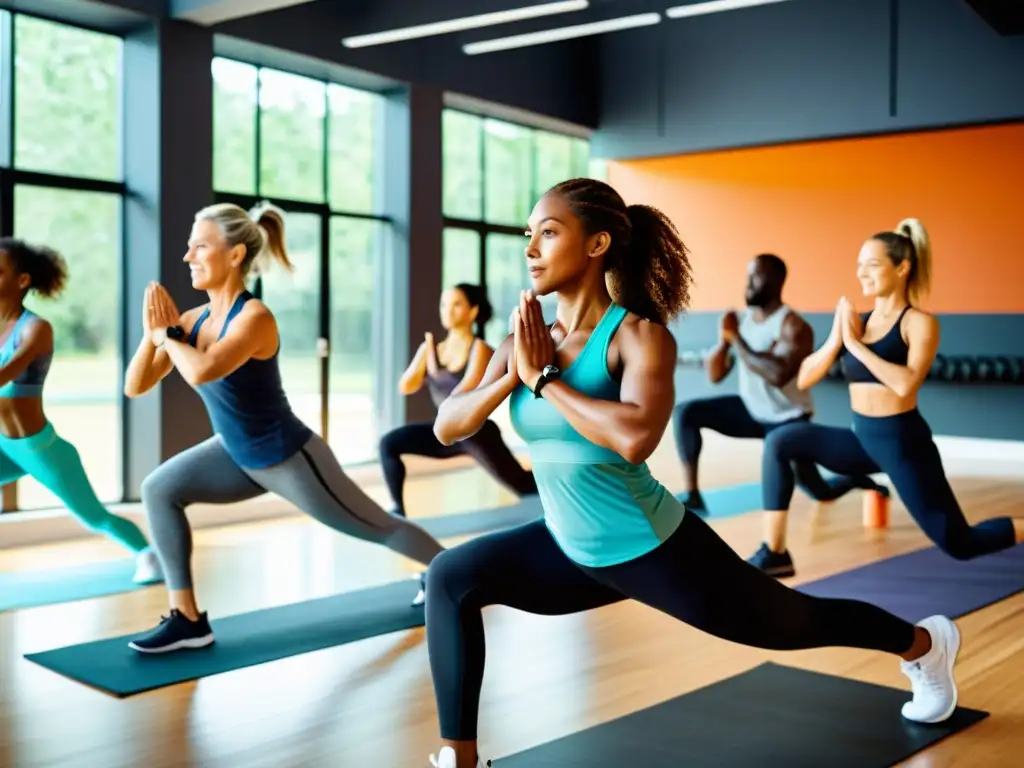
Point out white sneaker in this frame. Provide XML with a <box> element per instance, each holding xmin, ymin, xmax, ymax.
<box><xmin>132</xmin><ymin>549</ymin><xmax>164</xmax><ymax>585</ymax></box>
<box><xmin>429</xmin><ymin>746</ymin><xmax>489</xmax><ymax>767</ymax></box>
<box><xmin>412</xmin><ymin>572</ymin><xmax>427</xmax><ymax>607</ymax></box>
<box><xmin>900</xmin><ymin>614</ymin><xmax>960</xmax><ymax>723</ymax></box>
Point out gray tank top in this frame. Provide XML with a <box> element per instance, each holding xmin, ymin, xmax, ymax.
<box><xmin>736</xmin><ymin>305</ymin><xmax>814</xmax><ymax>423</ymax></box>
<box><xmin>426</xmin><ymin>365</ymin><xmax>466</xmax><ymax>409</ymax></box>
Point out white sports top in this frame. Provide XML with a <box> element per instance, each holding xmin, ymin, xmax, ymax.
<box><xmin>735</xmin><ymin>305</ymin><xmax>814</xmax><ymax>423</ymax></box>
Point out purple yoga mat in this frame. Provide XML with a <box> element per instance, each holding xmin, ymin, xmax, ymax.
<box><xmin>797</xmin><ymin>543</ymin><xmax>1024</xmax><ymax>624</ymax></box>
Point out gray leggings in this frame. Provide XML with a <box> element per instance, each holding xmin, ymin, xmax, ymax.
<box><xmin>141</xmin><ymin>434</ymin><xmax>446</xmax><ymax>590</ymax></box>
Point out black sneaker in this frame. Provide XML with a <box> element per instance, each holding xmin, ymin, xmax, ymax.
<box><xmin>680</xmin><ymin>490</ymin><xmax>706</xmax><ymax>513</ymax></box>
<box><xmin>411</xmin><ymin>572</ymin><xmax>426</xmax><ymax>607</ymax></box>
<box><xmin>747</xmin><ymin>543</ymin><xmax>796</xmax><ymax>578</ymax></box>
<box><xmin>128</xmin><ymin>609</ymin><xmax>215</xmax><ymax>654</ymax></box>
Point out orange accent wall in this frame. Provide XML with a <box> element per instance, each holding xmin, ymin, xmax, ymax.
<box><xmin>606</xmin><ymin>123</ymin><xmax>1024</xmax><ymax>314</ymax></box>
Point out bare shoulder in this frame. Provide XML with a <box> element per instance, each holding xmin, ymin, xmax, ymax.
<box><xmin>618</xmin><ymin>312</ymin><xmax>677</xmax><ymax>359</ymax></box>
<box><xmin>905</xmin><ymin>307</ymin><xmax>938</xmax><ymax>333</ymax></box>
<box><xmin>239</xmin><ymin>298</ymin><xmax>278</xmax><ymax>328</ymax></box>
<box><xmin>782</xmin><ymin>309</ymin><xmax>811</xmax><ymax>336</ymax></box>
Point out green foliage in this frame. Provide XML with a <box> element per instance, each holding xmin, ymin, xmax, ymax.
<box><xmin>12</xmin><ymin>17</ymin><xmax>120</xmax><ymax>355</ymax></box>
<box><xmin>440</xmin><ymin>109</ymin><xmax>596</xmax><ymax>343</ymax></box>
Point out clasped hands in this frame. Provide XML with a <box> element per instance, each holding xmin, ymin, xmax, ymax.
<box><xmin>834</xmin><ymin>296</ymin><xmax>864</xmax><ymax>348</ymax></box>
<box><xmin>510</xmin><ymin>290</ymin><xmax>555</xmax><ymax>391</ymax></box>
<box><xmin>143</xmin><ymin>281</ymin><xmax>182</xmax><ymax>346</ymax></box>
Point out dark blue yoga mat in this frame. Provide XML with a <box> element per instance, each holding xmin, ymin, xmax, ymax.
<box><xmin>23</xmin><ymin>578</ymin><xmax>425</xmax><ymax>697</ymax></box>
<box><xmin>492</xmin><ymin>662</ymin><xmax>988</xmax><ymax>767</ymax></box>
<box><xmin>798</xmin><ymin>542</ymin><xmax>1024</xmax><ymax>624</ymax></box>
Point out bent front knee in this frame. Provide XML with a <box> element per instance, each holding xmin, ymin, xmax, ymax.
<box><xmin>934</xmin><ymin>535</ymin><xmax>975</xmax><ymax>561</ymax></box>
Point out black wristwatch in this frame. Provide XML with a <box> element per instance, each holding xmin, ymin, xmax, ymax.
<box><xmin>166</xmin><ymin>325</ymin><xmax>186</xmax><ymax>341</ymax></box>
<box><xmin>533</xmin><ymin>364</ymin><xmax>561</xmax><ymax>398</ymax></box>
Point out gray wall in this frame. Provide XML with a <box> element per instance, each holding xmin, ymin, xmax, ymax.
<box><xmin>595</xmin><ymin>0</ymin><xmax>1024</xmax><ymax>160</ymax></box>
<box><xmin>208</xmin><ymin>2</ymin><xmax>598</xmax><ymax>127</ymax></box>
<box><xmin>672</xmin><ymin>312</ymin><xmax>1024</xmax><ymax>440</ymax></box>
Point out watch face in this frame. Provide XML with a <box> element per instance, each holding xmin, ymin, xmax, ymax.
<box><xmin>543</xmin><ymin>364</ymin><xmax>560</xmax><ymax>376</ymax></box>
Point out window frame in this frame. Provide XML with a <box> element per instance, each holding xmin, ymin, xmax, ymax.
<box><xmin>441</xmin><ymin>108</ymin><xmax>590</xmax><ymax>338</ymax></box>
<box><xmin>0</xmin><ymin>11</ymin><xmax>127</xmax><ymax>512</ymax></box>
<box><xmin>212</xmin><ymin>56</ymin><xmax>391</xmax><ymax>453</ymax></box>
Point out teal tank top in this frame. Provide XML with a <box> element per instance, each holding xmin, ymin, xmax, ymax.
<box><xmin>0</xmin><ymin>309</ymin><xmax>52</xmax><ymax>398</ymax></box>
<box><xmin>509</xmin><ymin>302</ymin><xmax>685</xmax><ymax>568</ymax></box>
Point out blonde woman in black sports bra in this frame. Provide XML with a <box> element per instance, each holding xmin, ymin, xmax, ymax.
<box><xmin>750</xmin><ymin>218</ymin><xmax>1024</xmax><ymax>579</ymax></box>
<box><xmin>378</xmin><ymin>283</ymin><xmax>536</xmax><ymax>518</ymax></box>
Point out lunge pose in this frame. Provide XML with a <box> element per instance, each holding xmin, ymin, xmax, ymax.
<box><xmin>380</xmin><ymin>283</ymin><xmax>535</xmax><ymax>517</ymax></box>
<box><xmin>124</xmin><ymin>202</ymin><xmax>445</xmax><ymax>654</ymax></box>
<box><xmin>674</xmin><ymin>252</ymin><xmax>885</xmax><ymax>516</ymax></box>
<box><xmin>749</xmin><ymin>219</ymin><xmax>1024</xmax><ymax>577</ymax></box>
<box><xmin>424</xmin><ymin>183</ymin><xmax>961</xmax><ymax>768</ymax></box>
<box><xmin>0</xmin><ymin>238</ymin><xmax>160</xmax><ymax>583</ymax></box>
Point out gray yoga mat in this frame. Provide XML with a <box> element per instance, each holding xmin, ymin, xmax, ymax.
<box><xmin>492</xmin><ymin>662</ymin><xmax>988</xmax><ymax>767</ymax></box>
<box><xmin>797</xmin><ymin>542</ymin><xmax>1024</xmax><ymax>624</ymax></box>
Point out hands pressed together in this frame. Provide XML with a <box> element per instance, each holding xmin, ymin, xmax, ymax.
<box><xmin>510</xmin><ymin>290</ymin><xmax>555</xmax><ymax>390</ymax></box>
<box><xmin>143</xmin><ymin>281</ymin><xmax>181</xmax><ymax>345</ymax></box>
<box><xmin>719</xmin><ymin>310</ymin><xmax>739</xmax><ymax>344</ymax></box>
<box><xmin>834</xmin><ymin>296</ymin><xmax>863</xmax><ymax>347</ymax></box>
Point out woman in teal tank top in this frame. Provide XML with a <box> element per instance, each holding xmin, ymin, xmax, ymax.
<box><xmin>0</xmin><ymin>238</ymin><xmax>160</xmax><ymax>584</ymax></box>
<box><xmin>423</xmin><ymin>180</ymin><xmax>962</xmax><ymax>768</ymax></box>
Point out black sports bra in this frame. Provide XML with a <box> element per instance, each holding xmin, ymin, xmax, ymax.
<box><xmin>841</xmin><ymin>306</ymin><xmax>911</xmax><ymax>384</ymax></box>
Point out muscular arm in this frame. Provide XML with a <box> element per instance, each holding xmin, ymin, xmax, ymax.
<box><xmin>397</xmin><ymin>342</ymin><xmax>429</xmax><ymax>396</ymax></box>
<box><xmin>705</xmin><ymin>341</ymin><xmax>734</xmax><ymax>384</ymax></box>
<box><xmin>844</xmin><ymin>311</ymin><xmax>937</xmax><ymax>398</ymax></box>
<box><xmin>434</xmin><ymin>335</ymin><xmax>518</xmax><ymax>445</ymax></box>
<box><xmin>732</xmin><ymin>313</ymin><xmax>813</xmax><ymax>388</ymax></box>
<box><xmin>537</xmin><ymin>319</ymin><xmax>677</xmax><ymax>465</ymax></box>
<box><xmin>162</xmin><ymin>304</ymin><xmax>278</xmax><ymax>387</ymax></box>
<box><xmin>0</xmin><ymin>320</ymin><xmax>53</xmax><ymax>388</ymax></box>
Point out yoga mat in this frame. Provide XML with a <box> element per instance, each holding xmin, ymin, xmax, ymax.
<box><xmin>493</xmin><ymin>662</ymin><xmax>988</xmax><ymax>767</ymax></box>
<box><xmin>0</xmin><ymin>483</ymin><xmax>760</xmax><ymax>612</ymax></box>
<box><xmin>0</xmin><ymin>559</ymin><xmax>146</xmax><ymax>612</ymax></box>
<box><xmin>23</xmin><ymin>578</ymin><xmax>425</xmax><ymax>697</ymax></box>
<box><xmin>798</xmin><ymin>542</ymin><xmax>1024</xmax><ymax>624</ymax></box>
<box><xmin>685</xmin><ymin>482</ymin><xmax>762</xmax><ymax>520</ymax></box>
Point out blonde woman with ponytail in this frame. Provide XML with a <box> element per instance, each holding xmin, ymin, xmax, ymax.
<box><xmin>750</xmin><ymin>218</ymin><xmax>1024</xmax><ymax>583</ymax></box>
<box><xmin>124</xmin><ymin>202</ymin><xmax>445</xmax><ymax>655</ymax></box>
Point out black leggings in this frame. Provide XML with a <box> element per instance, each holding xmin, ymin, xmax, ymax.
<box><xmin>379</xmin><ymin>420</ymin><xmax>537</xmax><ymax>516</ymax></box>
<box><xmin>763</xmin><ymin>408</ymin><xmax>1017</xmax><ymax>560</ymax></box>
<box><xmin>673</xmin><ymin>395</ymin><xmax>879</xmax><ymax>503</ymax></box>
<box><xmin>426</xmin><ymin>512</ymin><xmax>916</xmax><ymax>740</ymax></box>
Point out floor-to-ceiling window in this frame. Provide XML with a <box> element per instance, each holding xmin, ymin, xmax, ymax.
<box><xmin>211</xmin><ymin>57</ymin><xmax>389</xmax><ymax>465</ymax></box>
<box><xmin>0</xmin><ymin>13</ymin><xmax>124</xmax><ymax>511</ymax></box>
<box><xmin>441</xmin><ymin>108</ymin><xmax>600</xmax><ymax>445</ymax></box>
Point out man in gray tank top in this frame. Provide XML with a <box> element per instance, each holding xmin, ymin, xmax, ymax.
<box><xmin>672</xmin><ymin>254</ymin><xmax>885</xmax><ymax>512</ymax></box>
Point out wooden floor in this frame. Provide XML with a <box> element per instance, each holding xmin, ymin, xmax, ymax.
<box><xmin>2</xmin><ymin>432</ymin><xmax>1023</xmax><ymax>768</ymax></box>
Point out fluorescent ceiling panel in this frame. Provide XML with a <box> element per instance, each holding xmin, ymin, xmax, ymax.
<box><xmin>463</xmin><ymin>12</ymin><xmax>662</xmax><ymax>55</ymax></box>
<box><xmin>341</xmin><ymin>1</ymin><xmax>589</xmax><ymax>48</ymax></box>
<box><xmin>665</xmin><ymin>0</ymin><xmax>792</xmax><ymax>20</ymax></box>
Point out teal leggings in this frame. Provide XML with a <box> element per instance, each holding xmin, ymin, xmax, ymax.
<box><xmin>0</xmin><ymin>423</ymin><xmax>150</xmax><ymax>553</ymax></box>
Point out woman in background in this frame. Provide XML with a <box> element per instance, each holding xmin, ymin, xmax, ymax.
<box><xmin>749</xmin><ymin>218</ymin><xmax>1024</xmax><ymax>578</ymax></box>
<box><xmin>379</xmin><ymin>283</ymin><xmax>536</xmax><ymax>517</ymax></box>
<box><xmin>124</xmin><ymin>202</ymin><xmax>445</xmax><ymax>654</ymax></box>
<box><xmin>0</xmin><ymin>238</ymin><xmax>161</xmax><ymax>583</ymax></box>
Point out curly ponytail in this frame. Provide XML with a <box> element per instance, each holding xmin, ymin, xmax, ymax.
<box><xmin>548</xmin><ymin>178</ymin><xmax>693</xmax><ymax>324</ymax></box>
<box><xmin>0</xmin><ymin>238</ymin><xmax>68</xmax><ymax>299</ymax></box>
